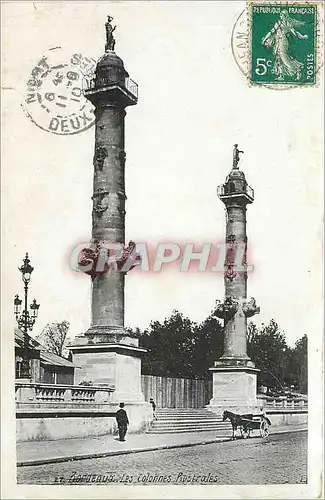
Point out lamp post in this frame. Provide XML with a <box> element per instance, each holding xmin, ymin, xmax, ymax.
<box><xmin>14</xmin><ymin>253</ymin><xmax>40</xmax><ymax>379</ymax></box>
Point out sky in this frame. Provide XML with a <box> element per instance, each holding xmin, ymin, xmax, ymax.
<box><xmin>2</xmin><ymin>1</ymin><xmax>323</xmax><ymax>347</ymax></box>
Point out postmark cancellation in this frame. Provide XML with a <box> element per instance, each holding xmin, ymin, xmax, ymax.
<box><xmin>22</xmin><ymin>47</ymin><xmax>96</xmax><ymax>135</ymax></box>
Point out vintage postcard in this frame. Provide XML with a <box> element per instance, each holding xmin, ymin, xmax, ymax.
<box><xmin>1</xmin><ymin>1</ymin><xmax>323</xmax><ymax>499</ymax></box>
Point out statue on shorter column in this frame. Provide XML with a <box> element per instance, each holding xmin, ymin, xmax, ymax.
<box><xmin>233</xmin><ymin>144</ymin><xmax>244</xmax><ymax>169</ymax></box>
<box><xmin>105</xmin><ymin>15</ymin><xmax>116</xmax><ymax>51</ymax></box>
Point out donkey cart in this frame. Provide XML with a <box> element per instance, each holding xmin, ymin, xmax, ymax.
<box><xmin>223</xmin><ymin>410</ymin><xmax>271</xmax><ymax>440</ymax></box>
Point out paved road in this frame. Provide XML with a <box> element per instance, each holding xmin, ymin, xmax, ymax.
<box><xmin>17</xmin><ymin>431</ymin><xmax>307</xmax><ymax>485</ymax></box>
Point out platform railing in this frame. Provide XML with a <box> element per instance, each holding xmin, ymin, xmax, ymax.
<box><xmin>246</xmin><ymin>185</ymin><xmax>254</xmax><ymax>199</ymax></box>
<box><xmin>83</xmin><ymin>74</ymin><xmax>138</xmax><ymax>99</ymax></box>
<box><xmin>217</xmin><ymin>183</ymin><xmax>255</xmax><ymax>199</ymax></box>
<box><xmin>217</xmin><ymin>184</ymin><xmax>225</xmax><ymax>196</ymax></box>
<box><xmin>125</xmin><ymin>77</ymin><xmax>138</xmax><ymax>98</ymax></box>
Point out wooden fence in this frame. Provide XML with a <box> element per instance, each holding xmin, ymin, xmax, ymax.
<box><xmin>141</xmin><ymin>375</ymin><xmax>212</xmax><ymax>408</ymax></box>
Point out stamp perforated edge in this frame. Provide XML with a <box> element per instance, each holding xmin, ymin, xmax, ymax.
<box><xmin>245</xmin><ymin>0</ymin><xmax>323</xmax><ymax>90</ymax></box>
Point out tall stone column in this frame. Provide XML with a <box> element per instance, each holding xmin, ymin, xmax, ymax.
<box><xmin>223</xmin><ymin>202</ymin><xmax>248</xmax><ymax>359</ymax></box>
<box><xmin>69</xmin><ymin>18</ymin><xmax>150</xmax><ymax>425</ymax></box>
<box><xmin>208</xmin><ymin>145</ymin><xmax>260</xmax><ymax>414</ymax></box>
<box><xmin>89</xmin><ymin>103</ymin><xmax>126</xmax><ymax>336</ymax></box>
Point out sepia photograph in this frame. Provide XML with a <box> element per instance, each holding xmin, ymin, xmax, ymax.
<box><xmin>1</xmin><ymin>1</ymin><xmax>323</xmax><ymax>498</ymax></box>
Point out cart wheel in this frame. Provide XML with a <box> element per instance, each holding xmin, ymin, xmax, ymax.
<box><xmin>241</xmin><ymin>425</ymin><xmax>251</xmax><ymax>439</ymax></box>
<box><xmin>260</xmin><ymin>419</ymin><xmax>269</xmax><ymax>438</ymax></box>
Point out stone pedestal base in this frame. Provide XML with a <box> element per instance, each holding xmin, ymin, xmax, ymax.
<box><xmin>69</xmin><ymin>337</ymin><xmax>147</xmax><ymax>404</ymax></box>
<box><xmin>207</xmin><ymin>366</ymin><xmax>260</xmax><ymax>415</ymax></box>
<box><xmin>68</xmin><ymin>336</ymin><xmax>152</xmax><ymax>433</ymax></box>
<box><xmin>74</xmin><ymin>326</ymin><xmax>140</xmax><ymax>347</ymax></box>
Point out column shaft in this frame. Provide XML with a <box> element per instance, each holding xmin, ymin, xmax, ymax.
<box><xmin>91</xmin><ymin>104</ymin><xmax>126</xmax><ymax>329</ymax></box>
<box><xmin>223</xmin><ymin>203</ymin><xmax>248</xmax><ymax>358</ymax></box>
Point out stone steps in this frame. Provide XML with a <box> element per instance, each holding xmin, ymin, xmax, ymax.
<box><xmin>151</xmin><ymin>420</ymin><xmax>230</xmax><ymax>426</ymax></box>
<box><xmin>153</xmin><ymin>419</ymin><xmax>228</xmax><ymax>424</ymax></box>
<box><xmin>147</xmin><ymin>408</ymin><xmax>232</xmax><ymax>434</ymax></box>
<box><xmin>149</xmin><ymin>427</ymin><xmax>231</xmax><ymax>434</ymax></box>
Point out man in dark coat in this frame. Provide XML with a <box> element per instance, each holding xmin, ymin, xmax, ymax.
<box><xmin>115</xmin><ymin>402</ymin><xmax>129</xmax><ymax>441</ymax></box>
<box><xmin>149</xmin><ymin>397</ymin><xmax>157</xmax><ymax>420</ymax></box>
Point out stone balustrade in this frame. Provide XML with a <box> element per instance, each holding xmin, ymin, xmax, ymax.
<box><xmin>35</xmin><ymin>386</ymin><xmax>66</xmax><ymax>402</ymax></box>
<box><xmin>257</xmin><ymin>394</ymin><xmax>307</xmax><ymax>410</ymax></box>
<box><xmin>15</xmin><ymin>381</ymin><xmax>114</xmax><ymax>404</ymax></box>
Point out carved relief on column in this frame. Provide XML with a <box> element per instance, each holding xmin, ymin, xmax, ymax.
<box><xmin>116</xmin><ymin>240</ymin><xmax>142</xmax><ymax>273</ymax></box>
<box><xmin>92</xmin><ymin>187</ymin><xmax>109</xmax><ymax>215</ymax></box>
<box><xmin>226</xmin><ymin>206</ymin><xmax>246</xmax><ymax>223</ymax></box>
<box><xmin>213</xmin><ymin>296</ymin><xmax>239</xmax><ymax>320</ymax></box>
<box><xmin>225</xmin><ymin>267</ymin><xmax>237</xmax><ymax>281</ymax></box>
<box><xmin>242</xmin><ymin>297</ymin><xmax>260</xmax><ymax>317</ymax></box>
<box><xmin>224</xmin><ymin>233</ymin><xmax>248</xmax><ymax>281</ymax></box>
<box><xmin>242</xmin><ymin>235</ymin><xmax>248</xmax><ymax>265</ymax></box>
<box><xmin>116</xmin><ymin>149</ymin><xmax>126</xmax><ymax>192</ymax></box>
<box><xmin>225</xmin><ymin>234</ymin><xmax>237</xmax><ymax>281</ymax></box>
<box><xmin>118</xmin><ymin>149</ymin><xmax>126</xmax><ymax>166</ymax></box>
<box><xmin>94</xmin><ymin>145</ymin><xmax>108</xmax><ymax>171</ymax></box>
<box><xmin>77</xmin><ymin>240</ymin><xmax>141</xmax><ymax>277</ymax></box>
<box><xmin>117</xmin><ymin>190</ymin><xmax>126</xmax><ymax>216</ymax></box>
<box><xmin>226</xmin><ymin>234</ymin><xmax>236</xmax><ymax>244</ymax></box>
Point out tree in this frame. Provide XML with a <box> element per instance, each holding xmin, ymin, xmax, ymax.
<box><xmin>138</xmin><ymin>309</ymin><xmax>223</xmax><ymax>379</ymax></box>
<box><xmin>247</xmin><ymin>319</ymin><xmax>289</xmax><ymax>390</ymax></box>
<box><xmin>247</xmin><ymin>321</ymin><xmax>308</xmax><ymax>394</ymax></box>
<box><xmin>139</xmin><ymin>310</ymin><xmax>197</xmax><ymax>377</ymax></box>
<box><xmin>36</xmin><ymin>320</ymin><xmax>70</xmax><ymax>357</ymax></box>
<box><xmin>286</xmin><ymin>335</ymin><xmax>307</xmax><ymax>393</ymax></box>
<box><xmin>193</xmin><ymin>309</ymin><xmax>224</xmax><ymax>378</ymax></box>
<box><xmin>133</xmin><ymin>309</ymin><xmax>306</xmax><ymax>390</ymax></box>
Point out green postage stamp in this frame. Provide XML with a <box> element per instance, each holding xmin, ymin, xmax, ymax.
<box><xmin>249</xmin><ymin>3</ymin><xmax>317</xmax><ymax>85</ymax></box>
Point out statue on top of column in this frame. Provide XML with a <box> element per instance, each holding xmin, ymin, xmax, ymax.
<box><xmin>105</xmin><ymin>15</ymin><xmax>116</xmax><ymax>52</ymax></box>
<box><xmin>233</xmin><ymin>144</ymin><xmax>244</xmax><ymax>169</ymax></box>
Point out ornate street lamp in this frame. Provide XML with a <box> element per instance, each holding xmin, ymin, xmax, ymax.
<box><xmin>14</xmin><ymin>253</ymin><xmax>40</xmax><ymax>379</ymax></box>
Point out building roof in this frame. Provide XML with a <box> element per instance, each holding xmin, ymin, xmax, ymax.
<box><xmin>15</xmin><ymin>328</ymin><xmax>41</xmax><ymax>350</ymax></box>
<box><xmin>15</xmin><ymin>328</ymin><xmax>75</xmax><ymax>368</ymax></box>
<box><xmin>40</xmin><ymin>350</ymin><xmax>75</xmax><ymax>368</ymax></box>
